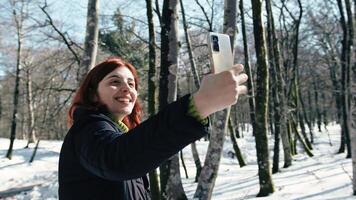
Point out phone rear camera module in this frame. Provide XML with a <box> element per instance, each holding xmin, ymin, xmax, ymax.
<box><xmin>211</xmin><ymin>35</ymin><xmax>219</xmax><ymax>52</ymax></box>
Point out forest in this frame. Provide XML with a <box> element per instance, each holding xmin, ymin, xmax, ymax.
<box><xmin>0</xmin><ymin>0</ymin><xmax>355</xmax><ymax>199</ymax></box>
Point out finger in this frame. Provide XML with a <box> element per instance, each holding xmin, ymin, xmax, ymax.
<box><xmin>230</xmin><ymin>64</ymin><xmax>244</xmax><ymax>75</ymax></box>
<box><xmin>238</xmin><ymin>85</ymin><xmax>248</xmax><ymax>95</ymax></box>
<box><xmin>235</xmin><ymin>73</ymin><xmax>248</xmax><ymax>85</ymax></box>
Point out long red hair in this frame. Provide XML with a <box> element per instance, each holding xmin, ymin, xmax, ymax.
<box><xmin>67</xmin><ymin>57</ymin><xmax>142</xmax><ymax>129</ymax></box>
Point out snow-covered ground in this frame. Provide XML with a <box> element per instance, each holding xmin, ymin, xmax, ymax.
<box><xmin>0</xmin><ymin>123</ymin><xmax>354</xmax><ymax>199</ymax></box>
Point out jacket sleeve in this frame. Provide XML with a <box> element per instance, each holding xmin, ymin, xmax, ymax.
<box><xmin>73</xmin><ymin>94</ymin><xmax>209</xmax><ymax>181</ymax></box>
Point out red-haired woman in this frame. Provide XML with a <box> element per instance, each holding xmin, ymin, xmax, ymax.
<box><xmin>58</xmin><ymin>57</ymin><xmax>248</xmax><ymax>200</ymax></box>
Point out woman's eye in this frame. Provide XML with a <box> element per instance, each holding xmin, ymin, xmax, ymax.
<box><xmin>129</xmin><ymin>82</ymin><xmax>135</xmax><ymax>87</ymax></box>
<box><xmin>111</xmin><ymin>80</ymin><xmax>120</xmax><ymax>85</ymax></box>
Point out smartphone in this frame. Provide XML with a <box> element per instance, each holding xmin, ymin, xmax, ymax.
<box><xmin>207</xmin><ymin>32</ymin><xmax>233</xmax><ymax>74</ymax></box>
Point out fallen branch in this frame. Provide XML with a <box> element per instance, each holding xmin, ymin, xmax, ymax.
<box><xmin>0</xmin><ymin>183</ymin><xmax>43</xmax><ymax>198</ymax></box>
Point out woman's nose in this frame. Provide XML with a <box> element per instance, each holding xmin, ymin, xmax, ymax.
<box><xmin>120</xmin><ymin>82</ymin><xmax>130</xmax><ymax>93</ymax></box>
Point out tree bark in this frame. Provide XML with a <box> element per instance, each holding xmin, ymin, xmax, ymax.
<box><xmin>194</xmin><ymin>1</ymin><xmax>237</xmax><ymax>199</ymax></box>
<box><xmin>79</xmin><ymin>0</ymin><xmax>99</xmax><ymax>82</ymax></box>
<box><xmin>29</xmin><ymin>139</ymin><xmax>40</xmax><ymax>163</ymax></box>
<box><xmin>180</xmin><ymin>0</ymin><xmax>204</xmax><ymax>182</ymax></box>
<box><xmin>194</xmin><ymin>109</ymin><xmax>230</xmax><ymax>200</ymax></box>
<box><xmin>299</xmin><ymin>89</ymin><xmax>314</xmax><ymax>144</ymax></box>
<box><xmin>6</xmin><ymin>1</ymin><xmax>23</xmax><ymax>160</ymax></box>
<box><xmin>145</xmin><ymin>0</ymin><xmax>160</xmax><ymax>198</ymax></box>
<box><xmin>250</xmin><ymin>0</ymin><xmax>274</xmax><ymax>196</ymax></box>
<box><xmin>239</xmin><ymin>0</ymin><xmax>256</xmax><ymax>128</ymax></box>
<box><xmin>337</xmin><ymin>0</ymin><xmax>352</xmax><ymax>158</ymax></box>
<box><xmin>25</xmin><ymin>67</ymin><xmax>36</xmax><ymax>148</ymax></box>
<box><xmin>229</xmin><ymin>117</ymin><xmax>246</xmax><ymax>167</ymax></box>
<box><xmin>265</xmin><ymin>0</ymin><xmax>291</xmax><ymax>171</ymax></box>
<box><xmin>159</xmin><ymin>1</ymin><xmax>186</xmax><ymax>199</ymax></box>
<box><xmin>180</xmin><ymin>0</ymin><xmax>200</xmax><ymax>88</ymax></box>
<box><xmin>344</xmin><ymin>0</ymin><xmax>356</xmax><ymax>194</ymax></box>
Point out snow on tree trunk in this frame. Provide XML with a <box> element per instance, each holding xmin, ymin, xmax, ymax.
<box><xmin>250</xmin><ymin>0</ymin><xmax>275</xmax><ymax>196</ymax></box>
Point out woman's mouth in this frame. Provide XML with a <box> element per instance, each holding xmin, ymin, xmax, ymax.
<box><xmin>115</xmin><ymin>97</ymin><xmax>132</xmax><ymax>103</ymax></box>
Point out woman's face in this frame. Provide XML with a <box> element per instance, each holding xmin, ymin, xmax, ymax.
<box><xmin>97</xmin><ymin>66</ymin><xmax>137</xmax><ymax>121</ymax></box>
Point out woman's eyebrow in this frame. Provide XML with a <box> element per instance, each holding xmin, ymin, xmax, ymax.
<box><xmin>107</xmin><ymin>74</ymin><xmax>134</xmax><ymax>82</ymax></box>
<box><xmin>107</xmin><ymin>74</ymin><xmax>122</xmax><ymax>79</ymax></box>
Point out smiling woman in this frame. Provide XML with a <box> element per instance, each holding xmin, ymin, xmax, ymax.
<box><xmin>96</xmin><ymin>67</ymin><xmax>138</xmax><ymax>122</ymax></box>
<box><xmin>58</xmin><ymin>56</ymin><xmax>248</xmax><ymax>200</ymax></box>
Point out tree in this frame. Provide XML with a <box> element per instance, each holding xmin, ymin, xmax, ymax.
<box><xmin>145</xmin><ymin>0</ymin><xmax>160</xmax><ymax>199</ymax></box>
<box><xmin>194</xmin><ymin>0</ymin><xmax>237</xmax><ymax>199</ymax></box>
<box><xmin>79</xmin><ymin>0</ymin><xmax>99</xmax><ymax>82</ymax></box>
<box><xmin>344</xmin><ymin>0</ymin><xmax>356</xmax><ymax>194</ymax></box>
<box><xmin>180</xmin><ymin>0</ymin><xmax>203</xmax><ymax>183</ymax></box>
<box><xmin>158</xmin><ymin>0</ymin><xmax>186</xmax><ymax>199</ymax></box>
<box><xmin>23</xmin><ymin>60</ymin><xmax>36</xmax><ymax>148</ymax></box>
<box><xmin>250</xmin><ymin>0</ymin><xmax>274</xmax><ymax>196</ymax></box>
<box><xmin>337</xmin><ymin>0</ymin><xmax>352</xmax><ymax>158</ymax></box>
<box><xmin>239</xmin><ymin>0</ymin><xmax>256</xmax><ymax>134</ymax></box>
<box><xmin>99</xmin><ymin>8</ymin><xmax>147</xmax><ymax>68</ymax></box>
<box><xmin>265</xmin><ymin>0</ymin><xmax>291</xmax><ymax>173</ymax></box>
<box><xmin>6</xmin><ymin>0</ymin><xmax>25</xmax><ymax>159</ymax></box>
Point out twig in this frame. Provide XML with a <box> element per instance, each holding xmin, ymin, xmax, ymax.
<box><xmin>39</xmin><ymin>1</ymin><xmax>81</xmax><ymax>66</ymax></box>
<box><xmin>341</xmin><ymin>163</ymin><xmax>352</xmax><ymax>181</ymax></box>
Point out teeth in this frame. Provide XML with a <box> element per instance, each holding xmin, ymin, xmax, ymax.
<box><xmin>117</xmin><ymin>98</ymin><xmax>131</xmax><ymax>102</ymax></box>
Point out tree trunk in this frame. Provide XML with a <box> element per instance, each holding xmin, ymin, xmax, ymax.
<box><xmin>239</xmin><ymin>0</ymin><xmax>256</xmax><ymax>128</ymax></box>
<box><xmin>79</xmin><ymin>0</ymin><xmax>99</xmax><ymax>82</ymax></box>
<box><xmin>313</xmin><ymin>80</ymin><xmax>323</xmax><ymax>132</ymax></box>
<box><xmin>345</xmin><ymin>0</ymin><xmax>355</xmax><ymax>194</ymax></box>
<box><xmin>180</xmin><ymin>151</ymin><xmax>189</xmax><ymax>178</ymax></box>
<box><xmin>265</xmin><ymin>0</ymin><xmax>291</xmax><ymax>170</ymax></box>
<box><xmin>159</xmin><ymin>1</ymin><xmax>186</xmax><ymax>199</ymax></box>
<box><xmin>29</xmin><ymin>139</ymin><xmax>40</xmax><ymax>163</ymax></box>
<box><xmin>25</xmin><ymin>67</ymin><xmax>36</xmax><ymax>148</ymax></box>
<box><xmin>6</xmin><ymin>2</ymin><xmax>23</xmax><ymax>160</ymax></box>
<box><xmin>180</xmin><ymin>0</ymin><xmax>203</xmax><ymax>182</ymax></box>
<box><xmin>191</xmin><ymin>142</ymin><xmax>202</xmax><ymax>182</ymax></box>
<box><xmin>229</xmin><ymin>117</ymin><xmax>246</xmax><ymax>167</ymax></box>
<box><xmin>291</xmin><ymin>117</ymin><xmax>314</xmax><ymax>157</ymax></box>
<box><xmin>337</xmin><ymin>0</ymin><xmax>352</xmax><ymax>158</ymax></box>
<box><xmin>145</xmin><ymin>0</ymin><xmax>160</xmax><ymax>198</ymax></box>
<box><xmin>180</xmin><ymin>0</ymin><xmax>200</xmax><ymax>88</ymax></box>
<box><xmin>250</xmin><ymin>0</ymin><xmax>274</xmax><ymax>196</ymax></box>
<box><xmin>299</xmin><ymin>89</ymin><xmax>314</xmax><ymax>144</ymax></box>
<box><xmin>194</xmin><ymin>109</ymin><xmax>230</xmax><ymax>200</ymax></box>
<box><xmin>287</xmin><ymin>0</ymin><xmax>308</xmax><ymax>155</ymax></box>
<box><xmin>194</xmin><ymin>1</ymin><xmax>237</xmax><ymax>199</ymax></box>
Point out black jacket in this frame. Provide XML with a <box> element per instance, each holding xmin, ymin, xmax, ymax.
<box><xmin>58</xmin><ymin>95</ymin><xmax>208</xmax><ymax>200</ymax></box>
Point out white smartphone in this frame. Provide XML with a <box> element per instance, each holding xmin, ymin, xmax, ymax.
<box><xmin>207</xmin><ymin>32</ymin><xmax>234</xmax><ymax>74</ymax></box>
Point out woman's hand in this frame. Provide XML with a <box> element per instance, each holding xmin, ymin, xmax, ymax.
<box><xmin>193</xmin><ymin>64</ymin><xmax>248</xmax><ymax>118</ymax></box>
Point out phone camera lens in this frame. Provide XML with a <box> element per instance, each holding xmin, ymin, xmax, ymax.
<box><xmin>211</xmin><ymin>35</ymin><xmax>219</xmax><ymax>52</ymax></box>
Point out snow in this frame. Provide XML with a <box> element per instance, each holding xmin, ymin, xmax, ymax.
<box><xmin>0</xmin><ymin>123</ymin><xmax>354</xmax><ymax>199</ymax></box>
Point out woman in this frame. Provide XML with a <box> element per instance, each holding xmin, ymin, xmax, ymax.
<box><xmin>58</xmin><ymin>57</ymin><xmax>247</xmax><ymax>200</ymax></box>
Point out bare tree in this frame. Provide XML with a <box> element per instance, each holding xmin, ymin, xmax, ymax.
<box><xmin>79</xmin><ymin>0</ymin><xmax>100</xmax><ymax>82</ymax></box>
<box><xmin>24</xmin><ymin>60</ymin><xmax>36</xmax><ymax>148</ymax></box>
<box><xmin>337</xmin><ymin>0</ymin><xmax>352</xmax><ymax>158</ymax></box>
<box><xmin>6</xmin><ymin>0</ymin><xmax>25</xmax><ymax>159</ymax></box>
<box><xmin>265</xmin><ymin>0</ymin><xmax>291</xmax><ymax>173</ymax></box>
<box><xmin>180</xmin><ymin>0</ymin><xmax>203</xmax><ymax>183</ymax></box>
<box><xmin>194</xmin><ymin>0</ymin><xmax>237</xmax><ymax>199</ymax></box>
<box><xmin>239</xmin><ymin>0</ymin><xmax>256</xmax><ymax>133</ymax></box>
<box><xmin>145</xmin><ymin>0</ymin><xmax>160</xmax><ymax>199</ymax></box>
<box><xmin>158</xmin><ymin>0</ymin><xmax>186</xmax><ymax>199</ymax></box>
<box><xmin>250</xmin><ymin>0</ymin><xmax>274</xmax><ymax>196</ymax></box>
